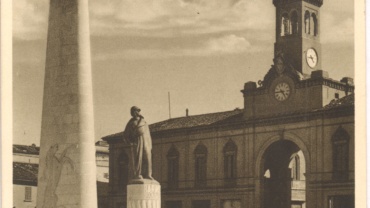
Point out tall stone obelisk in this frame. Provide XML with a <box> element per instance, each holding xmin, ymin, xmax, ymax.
<box><xmin>36</xmin><ymin>0</ymin><xmax>97</xmax><ymax>207</ymax></box>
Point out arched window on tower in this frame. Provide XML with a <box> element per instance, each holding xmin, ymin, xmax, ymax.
<box><xmin>332</xmin><ymin>126</ymin><xmax>350</xmax><ymax>180</ymax></box>
<box><xmin>304</xmin><ymin>11</ymin><xmax>310</xmax><ymax>34</ymax></box>
<box><xmin>167</xmin><ymin>145</ymin><xmax>179</xmax><ymax>189</ymax></box>
<box><xmin>311</xmin><ymin>13</ymin><xmax>318</xmax><ymax>36</ymax></box>
<box><xmin>281</xmin><ymin>13</ymin><xmax>290</xmax><ymax>36</ymax></box>
<box><xmin>118</xmin><ymin>152</ymin><xmax>129</xmax><ymax>191</ymax></box>
<box><xmin>310</xmin><ymin>13</ymin><xmax>316</xmax><ymax>36</ymax></box>
<box><xmin>224</xmin><ymin>140</ymin><xmax>237</xmax><ymax>186</ymax></box>
<box><xmin>290</xmin><ymin>11</ymin><xmax>299</xmax><ymax>35</ymax></box>
<box><xmin>194</xmin><ymin>143</ymin><xmax>207</xmax><ymax>188</ymax></box>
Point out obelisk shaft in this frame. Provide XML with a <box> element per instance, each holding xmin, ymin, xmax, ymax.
<box><xmin>36</xmin><ymin>0</ymin><xmax>97</xmax><ymax>207</ymax></box>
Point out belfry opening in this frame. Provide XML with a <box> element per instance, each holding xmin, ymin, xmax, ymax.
<box><xmin>262</xmin><ymin>140</ymin><xmax>306</xmax><ymax>208</ymax></box>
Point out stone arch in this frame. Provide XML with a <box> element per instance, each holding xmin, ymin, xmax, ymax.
<box><xmin>223</xmin><ymin>139</ymin><xmax>237</xmax><ymax>153</ymax></box>
<box><xmin>254</xmin><ymin>132</ymin><xmax>311</xmax><ymax>208</ymax></box>
<box><xmin>332</xmin><ymin>125</ymin><xmax>350</xmax><ymax>142</ymax></box>
<box><xmin>290</xmin><ymin>10</ymin><xmax>299</xmax><ymax>35</ymax></box>
<box><xmin>255</xmin><ymin>132</ymin><xmax>311</xmax><ymax>179</ymax></box>
<box><xmin>167</xmin><ymin>144</ymin><xmax>179</xmax><ymax>157</ymax></box>
<box><xmin>304</xmin><ymin>10</ymin><xmax>311</xmax><ymax>34</ymax></box>
<box><xmin>311</xmin><ymin>13</ymin><xmax>318</xmax><ymax>36</ymax></box>
<box><xmin>194</xmin><ymin>142</ymin><xmax>208</xmax><ymax>154</ymax></box>
<box><xmin>281</xmin><ymin>12</ymin><xmax>290</xmax><ymax>36</ymax></box>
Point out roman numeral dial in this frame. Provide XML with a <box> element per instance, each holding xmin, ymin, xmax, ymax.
<box><xmin>306</xmin><ymin>48</ymin><xmax>318</xmax><ymax>68</ymax></box>
<box><xmin>274</xmin><ymin>82</ymin><xmax>291</xmax><ymax>101</ymax></box>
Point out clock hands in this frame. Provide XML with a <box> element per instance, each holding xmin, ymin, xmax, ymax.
<box><xmin>309</xmin><ymin>55</ymin><xmax>314</xmax><ymax>62</ymax></box>
<box><xmin>275</xmin><ymin>90</ymin><xmax>287</xmax><ymax>99</ymax></box>
<box><xmin>279</xmin><ymin>90</ymin><xmax>287</xmax><ymax>98</ymax></box>
<box><xmin>274</xmin><ymin>83</ymin><xmax>290</xmax><ymax>101</ymax></box>
<box><xmin>307</xmin><ymin>49</ymin><xmax>318</xmax><ymax>68</ymax></box>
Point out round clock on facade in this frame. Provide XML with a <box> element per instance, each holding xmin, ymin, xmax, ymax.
<box><xmin>306</xmin><ymin>48</ymin><xmax>318</xmax><ymax>68</ymax></box>
<box><xmin>274</xmin><ymin>82</ymin><xmax>291</xmax><ymax>101</ymax></box>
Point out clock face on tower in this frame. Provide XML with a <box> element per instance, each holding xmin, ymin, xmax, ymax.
<box><xmin>306</xmin><ymin>48</ymin><xmax>318</xmax><ymax>68</ymax></box>
<box><xmin>274</xmin><ymin>82</ymin><xmax>291</xmax><ymax>101</ymax></box>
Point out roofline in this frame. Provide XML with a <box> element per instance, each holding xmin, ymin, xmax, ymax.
<box><xmin>102</xmin><ymin>109</ymin><xmax>243</xmax><ymax>140</ymax></box>
<box><xmin>102</xmin><ymin>105</ymin><xmax>353</xmax><ymax>140</ymax></box>
<box><xmin>96</xmin><ymin>150</ymin><xmax>109</xmax><ymax>154</ymax></box>
<box><xmin>13</xmin><ymin>152</ymin><xmax>39</xmax><ymax>156</ymax></box>
<box><xmin>157</xmin><ymin>109</ymin><xmax>243</xmax><ymax>121</ymax></box>
<box><xmin>13</xmin><ymin>179</ymin><xmax>37</xmax><ymax>186</ymax></box>
<box><xmin>13</xmin><ymin>144</ymin><xmax>111</xmax><ymax>155</ymax></box>
<box><xmin>151</xmin><ymin>106</ymin><xmax>353</xmax><ymax>137</ymax></box>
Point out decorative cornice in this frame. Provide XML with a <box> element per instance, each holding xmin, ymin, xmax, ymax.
<box><xmin>273</xmin><ymin>0</ymin><xmax>323</xmax><ymax>7</ymax></box>
<box><xmin>304</xmin><ymin>0</ymin><xmax>323</xmax><ymax>7</ymax></box>
<box><xmin>296</xmin><ymin>78</ymin><xmax>355</xmax><ymax>92</ymax></box>
<box><xmin>242</xmin><ymin>76</ymin><xmax>354</xmax><ymax>97</ymax></box>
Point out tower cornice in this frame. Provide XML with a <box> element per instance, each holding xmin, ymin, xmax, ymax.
<box><xmin>273</xmin><ymin>0</ymin><xmax>323</xmax><ymax>7</ymax></box>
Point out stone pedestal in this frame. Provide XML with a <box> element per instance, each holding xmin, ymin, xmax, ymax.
<box><xmin>127</xmin><ymin>180</ymin><xmax>161</xmax><ymax>208</ymax></box>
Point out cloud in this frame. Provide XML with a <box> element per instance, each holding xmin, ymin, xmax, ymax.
<box><xmin>94</xmin><ymin>34</ymin><xmax>253</xmax><ymax>60</ymax></box>
<box><xmin>13</xmin><ymin>0</ymin><xmax>48</xmax><ymax>40</ymax></box>
<box><xmin>321</xmin><ymin>13</ymin><xmax>354</xmax><ymax>44</ymax></box>
<box><xmin>13</xmin><ymin>0</ymin><xmax>274</xmax><ymax>39</ymax></box>
<box><xmin>204</xmin><ymin>35</ymin><xmax>251</xmax><ymax>54</ymax></box>
<box><xmin>89</xmin><ymin>0</ymin><xmax>274</xmax><ymax>37</ymax></box>
<box><xmin>12</xmin><ymin>0</ymin><xmax>354</xmax><ymax>45</ymax></box>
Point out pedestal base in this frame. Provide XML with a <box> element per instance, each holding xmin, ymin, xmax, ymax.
<box><xmin>127</xmin><ymin>181</ymin><xmax>161</xmax><ymax>208</ymax></box>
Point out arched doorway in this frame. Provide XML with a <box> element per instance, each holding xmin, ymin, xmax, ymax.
<box><xmin>261</xmin><ymin>140</ymin><xmax>306</xmax><ymax>208</ymax></box>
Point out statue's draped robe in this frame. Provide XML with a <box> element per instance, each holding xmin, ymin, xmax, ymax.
<box><xmin>124</xmin><ymin>117</ymin><xmax>153</xmax><ymax>178</ymax></box>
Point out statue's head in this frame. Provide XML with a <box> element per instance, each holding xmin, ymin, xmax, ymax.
<box><xmin>130</xmin><ymin>106</ymin><xmax>141</xmax><ymax>117</ymax></box>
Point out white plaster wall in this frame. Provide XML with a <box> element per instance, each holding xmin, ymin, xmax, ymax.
<box><xmin>96</xmin><ymin>164</ymin><xmax>109</xmax><ymax>183</ymax></box>
<box><xmin>96</xmin><ymin>153</ymin><xmax>109</xmax><ymax>183</ymax></box>
<box><xmin>13</xmin><ymin>185</ymin><xmax>37</xmax><ymax>208</ymax></box>
<box><xmin>13</xmin><ymin>154</ymin><xmax>39</xmax><ymax>164</ymax></box>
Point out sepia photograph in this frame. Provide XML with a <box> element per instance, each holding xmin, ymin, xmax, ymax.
<box><xmin>7</xmin><ymin>0</ymin><xmax>365</xmax><ymax>207</ymax></box>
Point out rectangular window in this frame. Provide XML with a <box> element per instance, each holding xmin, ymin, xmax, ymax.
<box><xmin>335</xmin><ymin>93</ymin><xmax>339</xmax><ymax>99</ymax></box>
<box><xmin>291</xmin><ymin>204</ymin><xmax>302</xmax><ymax>208</ymax></box>
<box><xmin>195</xmin><ymin>156</ymin><xmax>206</xmax><ymax>187</ymax></box>
<box><xmin>225</xmin><ymin>154</ymin><xmax>235</xmax><ymax>179</ymax></box>
<box><xmin>333</xmin><ymin>140</ymin><xmax>349</xmax><ymax>180</ymax></box>
<box><xmin>104</xmin><ymin>172</ymin><xmax>109</xmax><ymax>179</ymax></box>
<box><xmin>192</xmin><ymin>200</ymin><xmax>210</xmax><ymax>208</ymax></box>
<box><xmin>168</xmin><ymin>157</ymin><xmax>179</xmax><ymax>188</ymax></box>
<box><xmin>166</xmin><ymin>200</ymin><xmax>182</xmax><ymax>208</ymax></box>
<box><xmin>117</xmin><ymin>202</ymin><xmax>126</xmax><ymax>208</ymax></box>
<box><xmin>328</xmin><ymin>195</ymin><xmax>354</xmax><ymax>208</ymax></box>
<box><xmin>24</xmin><ymin>186</ymin><xmax>32</xmax><ymax>202</ymax></box>
<box><xmin>291</xmin><ymin>201</ymin><xmax>303</xmax><ymax>208</ymax></box>
<box><xmin>224</xmin><ymin>153</ymin><xmax>237</xmax><ymax>186</ymax></box>
<box><xmin>221</xmin><ymin>199</ymin><xmax>241</xmax><ymax>208</ymax></box>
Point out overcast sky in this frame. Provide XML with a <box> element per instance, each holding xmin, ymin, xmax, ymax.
<box><xmin>13</xmin><ymin>0</ymin><xmax>354</xmax><ymax>145</ymax></box>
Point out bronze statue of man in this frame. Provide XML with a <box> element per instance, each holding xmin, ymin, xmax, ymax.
<box><xmin>123</xmin><ymin>106</ymin><xmax>154</xmax><ymax>180</ymax></box>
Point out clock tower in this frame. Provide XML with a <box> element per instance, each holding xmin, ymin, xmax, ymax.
<box><xmin>241</xmin><ymin>0</ymin><xmax>354</xmax><ymax>119</ymax></box>
<box><xmin>273</xmin><ymin>0</ymin><xmax>323</xmax><ymax>75</ymax></box>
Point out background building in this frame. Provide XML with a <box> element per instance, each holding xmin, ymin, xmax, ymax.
<box><xmin>12</xmin><ymin>142</ymin><xmax>110</xmax><ymax>208</ymax></box>
<box><xmin>103</xmin><ymin>0</ymin><xmax>355</xmax><ymax>208</ymax></box>
<box><xmin>13</xmin><ymin>145</ymin><xmax>39</xmax><ymax>208</ymax></box>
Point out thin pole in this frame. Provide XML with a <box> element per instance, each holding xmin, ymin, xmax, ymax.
<box><xmin>168</xmin><ymin>92</ymin><xmax>171</xmax><ymax>119</ymax></box>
